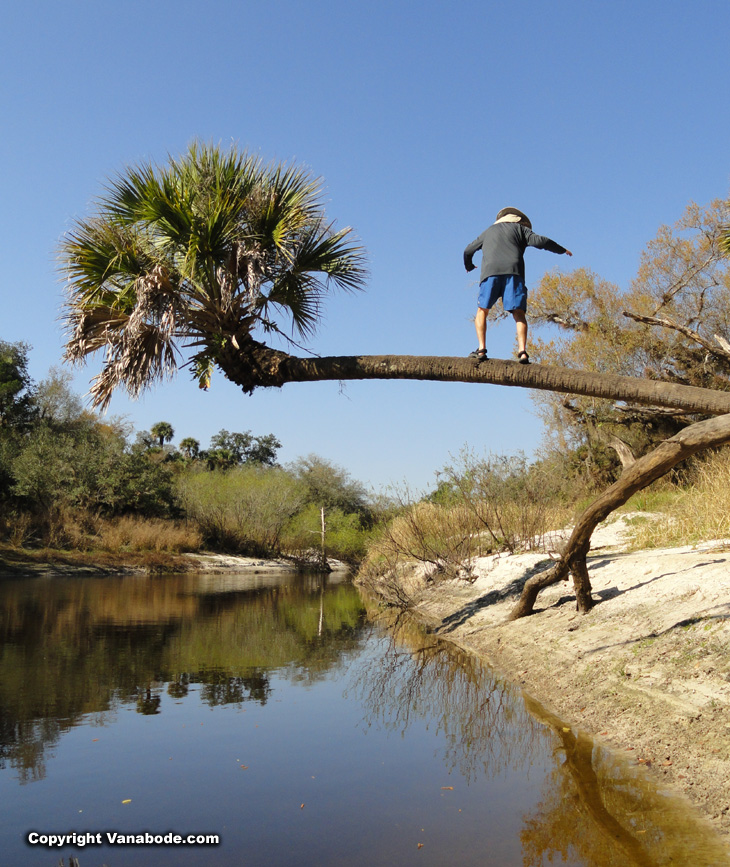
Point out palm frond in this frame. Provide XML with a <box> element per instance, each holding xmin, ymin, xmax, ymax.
<box><xmin>63</xmin><ymin>220</ymin><xmax>151</xmax><ymax>302</ymax></box>
<box><xmin>89</xmin><ymin>323</ymin><xmax>180</xmax><ymax>410</ymax></box>
<box><xmin>262</xmin><ymin>274</ymin><xmax>322</xmax><ymax>337</ymax></box>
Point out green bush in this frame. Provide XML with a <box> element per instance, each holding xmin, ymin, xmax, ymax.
<box><xmin>176</xmin><ymin>465</ymin><xmax>306</xmax><ymax>555</ymax></box>
<box><xmin>289</xmin><ymin>454</ymin><xmax>372</xmax><ymax>522</ymax></box>
<box><xmin>9</xmin><ymin>421</ymin><xmax>176</xmax><ymax>519</ymax></box>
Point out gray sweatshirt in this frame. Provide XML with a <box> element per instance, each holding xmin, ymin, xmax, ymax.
<box><xmin>464</xmin><ymin>222</ymin><xmax>567</xmax><ymax>283</ymax></box>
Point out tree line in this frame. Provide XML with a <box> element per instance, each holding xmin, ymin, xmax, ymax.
<box><xmin>0</xmin><ymin>341</ymin><xmax>376</xmax><ymax>563</ymax></box>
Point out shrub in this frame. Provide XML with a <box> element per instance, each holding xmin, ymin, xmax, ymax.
<box><xmin>176</xmin><ymin>465</ymin><xmax>306</xmax><ymax>555</ymax></box>
<box><xmin>289</xmin><ymin>454</ymin><xmax>371</xmax><ymax>520</ymax></box>
<box><xmin>439</xmin><ymin>451</ymin><xmax>577</xmax><ymax>553</ymax></box>
<box><xmin>8</xmin><ymin>421</ymin><xmax>176</xmax><ymax>518</ymax></box>
<box><xmin>358</xmin><ymin>452</ymin><xmax>585</xmax><ymax>600</ymax></box>
<box><xmin>361</xmin><ymin>498</ymin><xmax>482</xmax><ymax>585</ymax></box>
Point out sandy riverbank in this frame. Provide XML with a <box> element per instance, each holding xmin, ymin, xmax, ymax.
<box><xmin>366</xmin><ymin>514</ymin><xmax>730</xmax><ymax>842</ymax></box>
<box><xmin>0</xmin><ymin>547</ymin><xmax>350</xmax><ymax>577</ymax></box>
<box><xmin>183</xmin><ymin>552</ymin><xmax>350</xmax><ymax>572</ymax></box>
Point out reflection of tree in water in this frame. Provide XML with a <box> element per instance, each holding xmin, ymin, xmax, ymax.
<box><xmin>0</xmin><ymin>573</ymin><xmax>367</xmax><ymax>782</ymax></box>
<box><xmin>135</xmin><ymin>686</ymin><xmax>162</xmax><ymax>715</ymax></box>
<box><xmin>0</xmin><ymin>713</ymin><xmax>63</xmax><ymax>784</ymax></box>
<box><xmin>355</xmin><ymin>604</ymin><xmax>728</xmax><ymax>866</ymax></box>
<box><xmin>519</xmin><ymin>696</ymin><xmax>728</xmax><ymax>867</ymax></box>
<box><xmin>352</xmin><ymin>606</ymin><xmax>550</xmax><ymax>783</ymax></box>
<box><xmin>167</xmin><ymin>675</ymin><xmax>190</xmax><ymax>699</ymax></box>
<box><xmin>136</xmin><ymin>670</ymin><xmax>273</xmax><ymax>714</ymax></box>
<box><xmin>197</xmin><ymin>670</ymin><xmax>272</xmax><ymax>706</ymax></box>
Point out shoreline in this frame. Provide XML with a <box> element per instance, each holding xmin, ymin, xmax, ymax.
<box><xmin>362</xmin><ymin>515</ymin><xmax>730</xmax><ymax>844</ymax></box>
<box><xmin>0</xmin><ymin>546</ymin><xmax>351</xmax><ymax>578</ymax></box>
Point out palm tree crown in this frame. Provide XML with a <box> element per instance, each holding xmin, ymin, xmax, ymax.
<box><xmin>150</xmin><ymin>421</ymin><xmax>175</xmax><ymax>448</ymax></box>
<box><xmin>61</xmin><ymin>142</ymin><xmax>367</xmax><ymax>409</ymax></box>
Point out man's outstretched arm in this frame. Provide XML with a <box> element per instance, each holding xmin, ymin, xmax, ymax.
<box><xmin>526</xmin><ymin>230</ymin><xmax>572</xmax><ymax>256</ymax></box>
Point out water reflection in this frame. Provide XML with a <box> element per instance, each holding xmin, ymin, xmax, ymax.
<box><xmin>353</xmin><ymin>604</ymin><xmax>548</xmax><ymax>784</ymax></box>
<box><xmin>356</xmin><ymin>602</ymin><xmax>728</xmax><ymax>867</ymax></box>
<box><xmin>0</xmin><ymin>571</ymin><xmax>366</xmax><ymax>783</ymax></box>
<box><xmin>0</xmin><ymin>572</ymin><xmax>726</xmax><ymax>866</ymax></box>
<box><xmin>519</xmin><ymin>695</ymin><xmax>728</xmax><ymax>867</ymax></box>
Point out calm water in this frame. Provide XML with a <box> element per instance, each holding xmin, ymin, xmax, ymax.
<box><xmin>0</xmin><ymin>570</ymin><xmax>727</xmax><ymax>867</ymax></box>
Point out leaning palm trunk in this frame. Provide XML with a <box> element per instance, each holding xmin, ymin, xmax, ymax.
<box><xmin>217</xmin><ymin>344</ymin><xmax>730</xmax><ymax>620</ymax></box>
<box><xmin>217</xmin><ymin>340</ymin><xmax>730</xmax><ymax>416</ymax></box>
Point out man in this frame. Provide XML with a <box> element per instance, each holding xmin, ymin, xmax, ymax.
<box><xmin>463</xmin><ymin>207</ymin><xmax>572</xmax><ymax>364</ymax></box>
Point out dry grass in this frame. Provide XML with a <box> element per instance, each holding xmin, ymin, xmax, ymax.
<box><xmin>0</xmin><ymin>509</ymin><xmax>202</xmax><ymax>555</ymax></box>
<box><xmin>367</xmin><ymin>502</ymin><xmax>481</xmax><ymax>577</ymax></box>
<box><xmin>0</xmin><ymin>541</ymin><xmax>194</xmax><ymax>574</ymax></box>
<box><xmin>359</xmin><ymin>468</ymin><xmax>579</xmax><ymax>603</ymax></box>
<box><xmin>628</xmin><ymin>448</ymin><xmax>730</xmax><ymax>548</ymax></box>
<box><xmin>94</xmin><ymin>516</ymin><xmax>202</xmax><ymax>553</ymax></box>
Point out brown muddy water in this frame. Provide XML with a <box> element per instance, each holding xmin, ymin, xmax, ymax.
<box><xmin>0</xmin><ymin>570</ymin><xmax>726</xmax><ymax>866</ymax></box>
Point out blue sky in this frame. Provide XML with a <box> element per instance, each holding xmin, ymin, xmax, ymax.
<box><xmin>2</xmin><ymin>1</ymin><xmax>729</xmax><ymax>493</ymax></box>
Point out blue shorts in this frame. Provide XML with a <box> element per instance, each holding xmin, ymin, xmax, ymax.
<box><xmin>478</xmin><ymin>275</ymin><xmax>527</xmax><ymax>312</ymax></box>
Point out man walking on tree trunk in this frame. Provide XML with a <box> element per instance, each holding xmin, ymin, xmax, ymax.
<box><xmin>464</xmin><ymin>207</ymin><xmax>572</xmax><ymax>364</ymax></box>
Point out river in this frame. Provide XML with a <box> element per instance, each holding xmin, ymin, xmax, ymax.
<box><xmin>0</xmin><ymin>570</ymin><xmax>726</xmax><ymax>866</ymax></box>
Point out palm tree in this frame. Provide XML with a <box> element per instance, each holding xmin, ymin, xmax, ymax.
<box><xmin>60</xmin><ymin>145</ymin><xmax>730</xmax><ymax>619</ymax></box>
<box><xmin>150</xmin><ymin>420</ymin><xmax>175</xmax><ymax>449</ymax></box>
<box><xmin>61</xmin><ymin>142</ymin><xmax>367</xmax><ymax>410</ymax></box>
<box><xmin>179</xmin><ymin>437</ymin><xmax>200</xmax><ymax>460</ymax></box>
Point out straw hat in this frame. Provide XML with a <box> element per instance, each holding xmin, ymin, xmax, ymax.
<box><xmin>495</xmin><ymin>207</ymin><xmax>532</xmax><ymax>230</ymax></box>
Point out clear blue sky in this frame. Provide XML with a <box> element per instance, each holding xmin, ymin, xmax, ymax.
<box><xmin>2</xmin><ymin>1</ymin><xmax>729</xmax><ymax>494</ymax></box>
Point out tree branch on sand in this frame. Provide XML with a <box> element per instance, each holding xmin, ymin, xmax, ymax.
<box><xmin>507</xmin><ymin>412</ymin><xmax>730</xmax><ymax>620</ymax></box>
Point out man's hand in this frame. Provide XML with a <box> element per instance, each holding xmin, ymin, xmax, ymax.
<box><xmin>564</xmin><ymin>250</ymin><xmax>573</xmax><ymax>256</ymax></box>
<box><xmin>465</xmin><ymin>263</ymin><xmax>476</xmax><ymax>272</ymax></box>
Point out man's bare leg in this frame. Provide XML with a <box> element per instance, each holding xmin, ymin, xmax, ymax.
<box><xmin>475</xmin><ymin>307</ymin><xmax>489</xmax><ymax>351</ymax></box>
<box><xmin>512</xmin><ymin>309</ymin><xmax>527</xmax><ymax>355</ymax></box>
